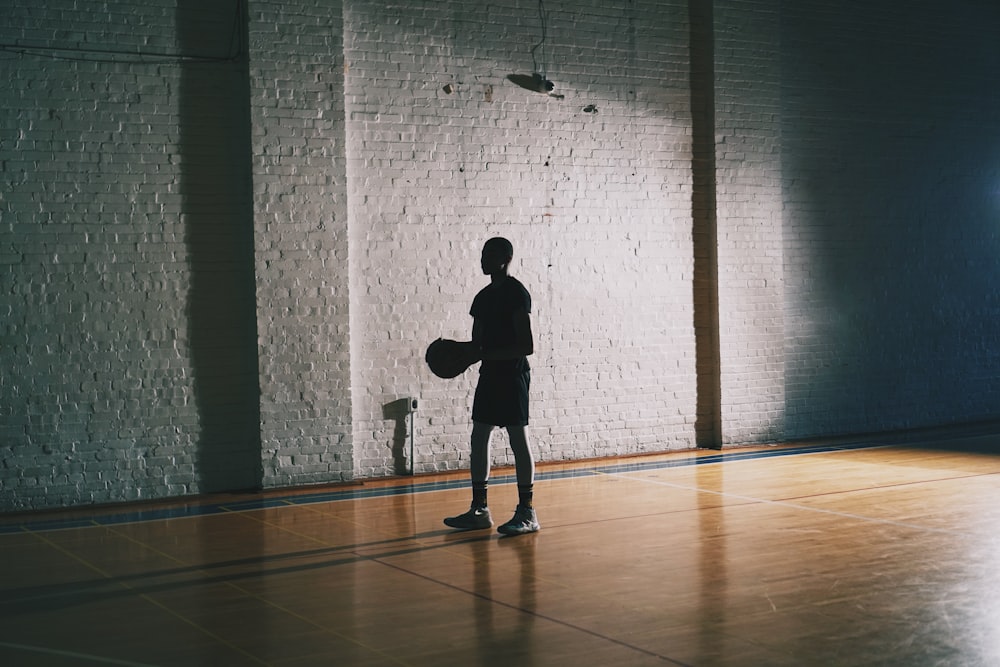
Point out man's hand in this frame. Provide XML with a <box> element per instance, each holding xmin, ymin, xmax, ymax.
<box><xmin>459</xmin><ymin>341</ymin><xmax>482</xmax><ymax>366</ymax></box>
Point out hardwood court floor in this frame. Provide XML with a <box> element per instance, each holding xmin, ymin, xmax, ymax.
<box><xmin>4</xmin><ymin>429</ymin><xmax>1000</xmax><ymax>666</ymax></box>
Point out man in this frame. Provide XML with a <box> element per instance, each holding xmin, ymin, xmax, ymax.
<box><xmin>444</xmin><ymin>237</ymin><xmax>540</xmax><ymax>535</ymax></box>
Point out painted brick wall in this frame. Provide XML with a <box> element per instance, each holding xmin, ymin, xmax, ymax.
<box><xmin>0</xmin><ymin>1</ymin><xmax>259</xmax><ymax>509</ymax></box>
<box><xmin>781</xmin><ymin>0</ymin><xmax>1000</xmax><ymax>437</ymax></box>
<box><xmin>714</xmin><ymin>0</ymin><xmax>784</xmax><ymax>444</ymax></box>
<box><xmin>247</xmin><ymin>1</ymin><xmax>354</xmax><ymax>488</ymax></box>
<box><xmin>343</xmin><ymin>0</ymin><xmax>696</xmax><ymax>477</ymax></box>
<box><xmin>4</xmin><ymin>0</ymin><xmax>999</xmax><ymax>512</ymax></box>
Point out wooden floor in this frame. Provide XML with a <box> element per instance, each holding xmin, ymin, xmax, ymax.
<box><xmin>4</xmin><ymin>428</ymin><xmax>1000</xmax><ymax>666</ymax></box>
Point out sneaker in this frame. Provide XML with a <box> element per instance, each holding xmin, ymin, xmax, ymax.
<box><xmin>497</xmin><ymin>505</ymin><xmax>540</xmax><ymax>536</ymax></box>
<box><xmin>444</xmin><ymin>506</ymin><xmax>493</xmax><ymax>531</ymax></box>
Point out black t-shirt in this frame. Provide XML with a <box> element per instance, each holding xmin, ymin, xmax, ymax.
<box><xmin>470</xmin><ymin>276</ymin><xmax>531</xmax><ymax>374</ymax></box>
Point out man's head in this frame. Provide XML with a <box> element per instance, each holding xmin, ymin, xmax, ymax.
<box><xmin>481</xmin><ymin>237</ymin><xmax>514</xmax><ymax>276</ymax></box>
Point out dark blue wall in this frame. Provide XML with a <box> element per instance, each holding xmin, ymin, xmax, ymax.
<box><xmin>782</xmin><ymin>0</ymin><xmax>1000</xmax><ymax>437</ymax></box>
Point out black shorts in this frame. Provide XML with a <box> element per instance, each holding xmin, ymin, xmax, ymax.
<box><xmin>472</xmin><ymin>366</ymin><xmax>530</xmax><ymax>427</ymax></box>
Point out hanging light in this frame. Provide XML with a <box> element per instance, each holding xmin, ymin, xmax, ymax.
<box><xmin>507</xmin><ymin>0</ymin><xmax>562</xmax><ymax>98</ymax></box>
<box><xmin>506</xmin><ymin>72</ymin><xmax>554</xmax><ymax>94</ymax></box>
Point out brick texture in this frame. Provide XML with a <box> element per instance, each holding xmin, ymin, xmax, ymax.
<box><xmin>3</xmin><ymin>0</ymin><xmax>999</xmax><ymax>511</ymax></box>
<box><xmin>1</xmin><ymin>0</ymin><xmax>259</xmax><ymax>509</ymax></box>
<box><xmin>714</xmin><ymin>0</ymin><xmax>784</xmax><ymax>444</ymax></box>
<box><xmin>343</xmin><ymin>0</ymin><xmax>694</xmax><ymax>476</ymax></box>
<box><xmin>781</xmin><ymin>0</ymin><xmax>1000</xmax><ymax>437</ymax></box>
<box><xmin>248</xmin><ymin>1</ymin><xmax>354</xmax><ymax>488</ymax></box>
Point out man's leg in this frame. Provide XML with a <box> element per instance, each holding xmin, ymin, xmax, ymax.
<box><xmin>444</xmin><ymin>421</ymin><xmax>494</xmax><ymax>530</ymax></box>
<box><xmin>506</xmin><ymin>425</ymin><xmax>534</xmax><ymax>507</ymax></box>
<box><xmin>498</xmin><ymin>425</ymin><xmax>540</xmax><ymax>535</ymax></box>
<box><xmin>470</xmin><ymin>421</ymin><xmax>493</xmax><ymax>507</ymax></box>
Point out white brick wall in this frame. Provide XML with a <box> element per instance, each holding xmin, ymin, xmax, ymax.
<box><xmin>3</xmin><ymin>0</ymin><xmax>999</xmax><ymax>511</ymax></box>
<box><xmin>249</xmin><ymin>1</ymin><xmax>354</xmax><ymax>488</ymax></box>
<box><xmin>714</xmin><ymin>0</ymin><xmax>784</xmax><ymax>444</ymax></box>
<box><xmin>1</xmin><ymin>0</ymin><xmax>259</xmax><ymax>509</ymax></box>
<box><xmin>343</xmin><ymin>0</ymin><xmax>695</xmax><ymax>476</ymax></box>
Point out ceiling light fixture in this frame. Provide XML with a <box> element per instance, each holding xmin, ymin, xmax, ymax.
<box><xmin>507</xmin><ymin>0</ymin><xmax>563</xmax><ymax>98</ymax></box>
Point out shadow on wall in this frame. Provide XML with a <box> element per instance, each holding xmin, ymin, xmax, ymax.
<box><xmin>781</xmin><ymin>0</ymin><xmax>1000</xmax><ymax>436</ymax></box>
<box><xmin>689</xmin><ymin>0</ymin><xmax>721</xmax><ymax>449</ymax></box>
<box><xmin>177</xmin><ymin>0</ymin><xmax>261</xmax><ymax>492</ymax></box>
<box><xmin>382</xmin><ymin>398</ymin><xmax>413</xmax><ymax>475</ymax></box>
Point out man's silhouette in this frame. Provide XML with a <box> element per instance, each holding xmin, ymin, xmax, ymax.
<box><xmin>444</xmin><ymin>237</ymin><xmax>540</xmax><ymax>535</ymax></box>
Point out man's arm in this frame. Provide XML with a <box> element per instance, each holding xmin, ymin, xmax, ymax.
<box><xmin>476</xmin><ymin>308</ymin><xmax>533</xmax><ymax>362</ymax></box>
<box><xmin>463</xmin><ymin>308</ymin><xmax>534</xmax><ymax>364</ymax></box>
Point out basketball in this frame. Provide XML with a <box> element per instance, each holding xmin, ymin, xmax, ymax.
<box><xmin>425</xmin><ymin>338</ymin><xmax>473</xmax><ymax>379</ymax></box>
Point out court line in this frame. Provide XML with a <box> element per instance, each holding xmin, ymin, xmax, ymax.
<box><xmin>18</xmin><ymin>527</ymin><xmax>271</xmax><ymax>666</ymax></box>
<box><xmin>5</xmin><ymin>438</ymin><xmax>995</xmax><ymax>667</ymax></box>
<box><xmin>0</xmin><ymin>442</ymin><xmax>880</xmax><ymax>535</ymax></box>
<box><xmin>0</xmin><ymin>641</ymin><xmax>158</xmax><ymax>666</ymax></box>
<box><xmin>374</xmin><ymin>557</ymin><xmax>695</xmax><ymax>667</ymax></box>
<box><xmin>596</xmin><ymin>468</ymin><xmax>991</xmax><ymax>536</ymax></box>
<box><xmin>100</xmin><ymin>519</ymin><xmax>413</xmax><ymax>667</ymax></box>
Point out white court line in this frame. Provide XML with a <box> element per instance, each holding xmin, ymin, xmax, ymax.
<box><xmin>596</xmin><ymin>469</ymin><xmax>975</xmax><ymax>536</ymax></box>
<box><xmin>0</xmin><ymin>641</ymin><xmax>158</xmax><ymax>666</ymax></box>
